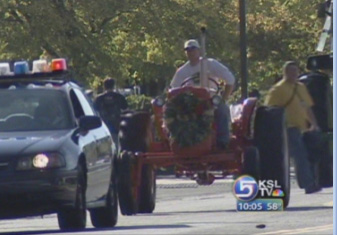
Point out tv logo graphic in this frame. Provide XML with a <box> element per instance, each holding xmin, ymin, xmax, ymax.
<box><xmin>233</xmin><ymin>175</ymin><xmax>284</xmax><ymax>201</ymax></box>
<box><xmin>259</xmin><ymin>179</ymin><xmax>284</xmax><ymax>197</ymax></box>
<box><xmin>233</xmin><ymin>175</ymin><xmax>258</xmax><ymax>201</ymax></box>
<box><xmin>233</xmin><ymin>175</ymin><xmax>284</xmax><ymax>211</ymax></box>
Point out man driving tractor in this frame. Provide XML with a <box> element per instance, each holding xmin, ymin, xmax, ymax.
<box><xmin>170</xmin><ymin>39</ymin><xmax>236</xmax><ymax>149</ymax></box>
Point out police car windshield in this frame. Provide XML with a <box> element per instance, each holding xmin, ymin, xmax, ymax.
<box><xmin>0</xmin><ymin>89</ymin><xmax>73</xmax><ymax>132</ymax></box>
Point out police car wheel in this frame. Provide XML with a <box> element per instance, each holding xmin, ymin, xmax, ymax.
<box><xmin>58</xmin><ymin>164</ymin><xmax>87</xmax><ymax>230</ymax></box>
<box><xmin>90</xmin><ymin>171</ymin><xmax>118</xmax><ymax>228</ymax></box>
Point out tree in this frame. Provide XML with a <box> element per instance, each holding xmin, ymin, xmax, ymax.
<box><xmin>0</xmin><ymin>0</ymin><xmax>326</xmax><ymax>97</ymax></box>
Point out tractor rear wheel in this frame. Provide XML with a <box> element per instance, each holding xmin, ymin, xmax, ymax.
<box><xmin>242</xmin><ymin>146</ymin><xmax>260</xmax><ymax>180</ymax></box>
<box><xmin>300</xmin><ymin>73</ymin><xmax>333</xmax><ymax>187</ymax></box>
<box><xmin>254</xmin><ymin>106</ymin><xmax>290</xmax><ymax>208</ymax></box>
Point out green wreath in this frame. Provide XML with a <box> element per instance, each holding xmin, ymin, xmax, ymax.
<box><xmin>164</xmin><ymin>92</ymin><xmax>214</xmax><ymax>147</ymax></box>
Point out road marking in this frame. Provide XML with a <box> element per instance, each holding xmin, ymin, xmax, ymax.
<box><xmin>255</xmin><ymin>224</ymin><xmax>333</xmax><ymax>235</ymax></box>
<box><xmin>323</xmin><ymin>201</ymin><xmax>333</xmax><ymax>207</ymax></box>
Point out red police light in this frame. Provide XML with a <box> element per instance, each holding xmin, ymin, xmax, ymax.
<box><xmin>51</xmin><ymin>58</ymin><xmax>67</xmax><ymax>71</ymax></box>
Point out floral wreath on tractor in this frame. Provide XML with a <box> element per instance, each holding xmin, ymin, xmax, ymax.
<box><xmin>163</xmin><ymin>91</ymin><xmax>214</xmax><ymax>147</ymax></box>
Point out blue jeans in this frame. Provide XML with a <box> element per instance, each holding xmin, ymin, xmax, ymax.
<box><xmin>215</xmin><ymin>101</ymin><xmax>230</xmax><ymax>145</ymax></box>
<box><xmin>287</xmin><ymin>127</ymin><xmax>315</xmax><ymax>189</ymax></box>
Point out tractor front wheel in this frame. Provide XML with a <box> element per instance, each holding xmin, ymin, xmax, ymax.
<box><xmin>117</xmin><ymin>151</ymin><xmax>138</xmax><ymax>215</ymax></box>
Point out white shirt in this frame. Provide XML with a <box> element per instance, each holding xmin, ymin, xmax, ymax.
<box><xmin>170</xmin><ymin>58</ymin><xmax>235</xmax><ymax>89</ymax></box>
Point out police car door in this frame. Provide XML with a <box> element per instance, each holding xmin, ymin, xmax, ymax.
<box><xmin>71</xmin><ymin>88</ymin><xmax>113</xmax><ymax>202</ymax></box>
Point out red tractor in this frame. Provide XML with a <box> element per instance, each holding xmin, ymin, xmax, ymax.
<box><xmin>117</xmin><ymin>79</ymin><xmax>290</xmax><ymax>215</ymax></box>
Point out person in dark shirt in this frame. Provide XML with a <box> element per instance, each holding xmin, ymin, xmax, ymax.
<box><xmin>94</xmin><ymin>78</ymin><xmax>128</xmax><ymax>152</ymax></box>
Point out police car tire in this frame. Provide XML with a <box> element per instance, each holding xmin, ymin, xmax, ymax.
<box><xmin>58</xmin><ymin>164</ymin><xmax>87</xmax><ymax>230</ymax></box>
<box><xmin>117</xmin><ymin>151</ymin><xmax>138</xmax><ymax>215</ymax></box>
<box><xmin>90</xmin><ymin>171</ymin><xmax>118</xmax><ymax>228</ymax></box>
<box><xmin>254</xmin><ymin>106</ymin><xmax>290</xmax><ymax>208</ymax></box>
<box><xmin>138</xmin><ymin>164</ymin><xmax>156</xmax><ymax>213</ymax></box>
<box><xmin>242</xmin><ymin>146</ymin><xmax>260</xmax><ymax>180</ymax></box>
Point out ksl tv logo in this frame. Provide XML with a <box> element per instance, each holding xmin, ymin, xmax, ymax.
<box><xmin>233</xmin><ymin>175</ymin><xmax>285</xmax><ymax>201</ymax></box>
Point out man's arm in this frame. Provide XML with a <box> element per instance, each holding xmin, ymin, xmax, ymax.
<box><xmin>264</xmin><ymin>87</ymin><xmax>282</xmax><ymax>106</ymax></box>
<box><xmin>93</xmin><ymin>95</ymin><xmax>101</xmax><ymax>111</ymax></box>
<box><xmin>118</xmin><ymin>94</ymin><xmax>128</xmax><ymax>110</ymax></box>
<box><xmin>170</xmin><ymin>69</ymin><xmax>183</xmax><ymax>88</ymax></box>
<box><xmin>209</xmin><ymin>59</ymin><xmax>235</xmax><ymax>84</ymax></box>
<box><xmin>209</xmin><ymin>59</ymin><xmax>235</xmax><ymax>100</ymax></box>
<box><xmin>222</xmin><ymin>84</ymin><xmax>234</xmax><ymax>100</ymax></box>
<box><xmin>299</xmin><ymin>84</ymin><xmax>319</xmax><ymax>130</ymax></box>
<box><xmin>306</xmin><ymin>107</ymin><xmax>319</xmax><ymax>130</ymax></box>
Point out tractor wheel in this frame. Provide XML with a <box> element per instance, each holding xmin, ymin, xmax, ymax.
<box><xmin>119</xmin><ymin>111</ymin><xmax>151</xmax><ymax>152</ymax></box>
<box><xmin>90</xmin><ymin>170</ymin><xmax>118</xmax><ymax>228</ymax></box>
<box><xmin>254</xmin><ymin>106</ymin><xmax>290</xmax><ymax>208</ymax></box>
<box><xmin>300</xmin><ymin>73</ymin><xmax>333</xmax><ymax>188</ymax></box>
<box><xmin>138</xmin><ymin>164</ymin><xmax>156</xmax><ymax>213</ymax></box>
<box><xmin>242</xmin><ymin>146</ymin><xmax>260</xmax><ymax>180</ymax></box>
<box><xmin>117</xmin><ymin>151</ymin><xmax>138</xmax><ymax>215</ymax></box>
<box><xmin>118</xmin><ymin>111</ymin><xmax>156</xmax><ymax>214</ymax></box>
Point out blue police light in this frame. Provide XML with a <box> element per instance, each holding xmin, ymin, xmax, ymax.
<box><xmin>14</xmin><ymin>61</ymin><xmax>29</xmax><ymax>75</ymax></box>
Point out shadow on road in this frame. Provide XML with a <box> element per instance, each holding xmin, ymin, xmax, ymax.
<box><xmin>146</xmin><ymin>205</ymin><xmax>332</xmax><ymax>216</ymax></box>
<box><xmin>145</xmin><ymin>209</ymin><xmax>236</xmax><ymax>216</ymax></box>
<box><xmin>285</xmin><ymin>206</ymin><xmax>332</xmax><ymax>211</ymax></box>
<box><xmin>0</xmin><ymin>224</ymin><xmax>190</xmax><ymax>235</ymax></box>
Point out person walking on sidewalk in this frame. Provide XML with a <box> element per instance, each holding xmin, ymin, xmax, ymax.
<box><xmin>94</xmin><ymin>78</ymin><xmax>128</xmax><ymax>152</ymax></box>
<box><xmin>265</xmin><ymin>61</ymin><xmax>321</xmax><ymax>194</ymax></box>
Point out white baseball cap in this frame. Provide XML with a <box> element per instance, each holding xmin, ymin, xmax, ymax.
<box><xmin>184</xmin><ymin>39</ymin><xmax>200</xmax><ymax>50</ymax></box>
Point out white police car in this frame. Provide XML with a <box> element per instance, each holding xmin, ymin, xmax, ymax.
<box><xmin>0</xmin><ymin>59</ymin><xmax>118</xmax><ymax>230</ymax></box>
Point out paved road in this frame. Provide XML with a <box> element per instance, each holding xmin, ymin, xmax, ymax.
<box><xmin>0</xmin><ymin>175</ymin><xmax>333</xmax><ymax>235</ymax></box>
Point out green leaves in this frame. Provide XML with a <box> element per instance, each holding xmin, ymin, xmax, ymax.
<box><xmin>0</xmin><ymin>0</ymin><xmax>326</xmax><ymax>95</ymax></box>
<box><xmin>126</xmin><ymin>94</ymin><xmax>152</xmax><ymax>112</ymax></box>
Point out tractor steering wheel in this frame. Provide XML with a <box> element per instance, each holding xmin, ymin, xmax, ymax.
<box><xmin>180</xmin><ymin>76</ymin><xmax>220</xmax><ymax>93</ymax></box>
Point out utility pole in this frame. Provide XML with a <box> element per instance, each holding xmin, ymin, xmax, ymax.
<box><xmin>239</xmin><ymin>0</ymin><xmax>248</xmax><ymax>99</ymax></box>
<box><xmin>316</xmin><ymin>0</ymin><xmax>333</xmax><ymax>52</ymax></box>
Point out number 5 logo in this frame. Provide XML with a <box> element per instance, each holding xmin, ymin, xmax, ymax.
<box><xmin>233</xmin><ymin>175</ymin><xmax>258</xmax><ymax>201</ymax></box>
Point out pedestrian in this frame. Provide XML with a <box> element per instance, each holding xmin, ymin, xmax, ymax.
<box><xmin>264</xmin><ymin>61</ymin><xmax>322</xmax><ymax>194</ymax></box>
<box><xmin>94</xmin><ymin>78</ymin><xmax>128</xmax><ymax>152</ymax></box>
<box><xmin>170</xmin><ymin>39</ymin><xmax>235</xmax><ymax>149</ymax></box>
<box><xmin>248</xmin><ymin>88</ymin><xmax>261</xmax><ymax>99</ymax></box>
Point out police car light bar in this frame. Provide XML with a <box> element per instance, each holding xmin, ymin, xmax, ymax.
<box><xmin>14</xmin><ymin>61</ymin><xmax>29</xmax><ymax>75</ymax></box>
<box><xmin>32</xmin><ymin>59</ymin><xmax>50</xmax><ymax>73</ymax></box>
<box><xmin>0</xmin><ymin>58</ymin><xmax>69</xmax><ymax>82</ymax></box>
<box><xmin>0</xmin><ymin>58</ymin><xmax>68</xmax><ymax>76</ymax></box>
<box><xmin>51</xmin><ymin>58</ymin><xmax>67</xmax><ymax>72</ymax></box>
<box><xmin>0</xmin><ymin>63</ymin><xmax>12</xmax><ymax>75</ymax></box>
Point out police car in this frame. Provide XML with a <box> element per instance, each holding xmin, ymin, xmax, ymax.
<box><xmin>0</xmin><ymin>59</ymin><xmax>118</xmax><ymax>230</ymax></box>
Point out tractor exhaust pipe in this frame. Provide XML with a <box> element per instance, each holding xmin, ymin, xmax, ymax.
<box><xmin>200</xmin><ymin>27</ymin><xmax>209</xmax><ymax>88</ymax></box>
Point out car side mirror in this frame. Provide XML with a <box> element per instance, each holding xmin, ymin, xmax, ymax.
<box><xmin>79</xmin><ymin>115</ymin><xmax>102</xmax><ymax>131</ymax></box>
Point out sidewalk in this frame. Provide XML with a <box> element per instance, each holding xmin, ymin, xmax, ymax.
<box><xmin>156</xmin><ymin>166</ymin><xmax>296</xmax><ymax>186</ymax></box>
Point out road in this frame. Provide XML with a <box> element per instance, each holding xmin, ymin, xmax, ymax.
<box><xmin>0</xmin><ymin>175</ymin><xmax>333</xmax><ymax>235</ymax></box>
